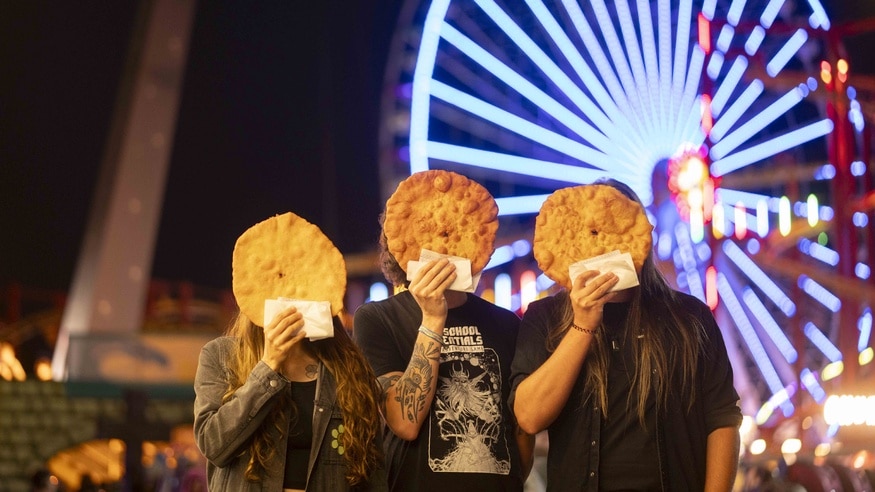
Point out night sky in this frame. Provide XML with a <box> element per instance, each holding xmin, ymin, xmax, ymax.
<box><xmin>2</xmin><ymin>1</ymin><xmax>874</xmax><ymax>296</ymax></box>
<box><xmin>1</xmin><ymin>1</ymin><xmax>401</xmax><ymax>292</ymax></box>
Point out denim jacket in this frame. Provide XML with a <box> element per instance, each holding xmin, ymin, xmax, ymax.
<box><xmin>194</xmin><ymin>337</ymin><xmax>388</xmax><ymax>491</ymax></box>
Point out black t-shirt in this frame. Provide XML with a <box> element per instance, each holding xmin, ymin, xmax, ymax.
<box><xmin>598</xmin><ymin>303</ymin><xmax>660</xmax><ymax>491</ymax></box>
<box><xmin>354</xmin><ymin>291</ymin><xmax>524</xmax><ymax>492</ymax></box>
<box><xmin>284</xmin><ymin>379</ymin><xmax>317</xmax><ymax>489</ymax></box>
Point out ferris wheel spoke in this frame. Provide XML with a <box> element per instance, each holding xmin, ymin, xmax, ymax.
<box><xmin>717</xmin><ymin>272</ymin><xmax>795</xmax><ymax>416</ymax></box>
<box><xmin>711</xmin><ymin>56</ymin><xmax>748</xmax><ymax>117</ymax></box>
<box><xmin>439</xmin><ymin>22</ymin><xmax>639</xmax><ymax>156</ymax></box>
<box><xmin>710</xmin><ymin>80</ymin><xmax>764</xmax><ymax>142</ymax></box>
<box><xmin>471</xmin><ymin>0</ymin><xmax>619</xmax><ymax>139</ymax></box>
<box><xmin>711</xmin><ymin>118</ymin><xmax>835</xmax><ymax>177</ymax></box>
<box><xmin>522</xmin><ymin>0</ymin><xmax>647</xmax><ymax>152</ymax></box>
<box><xmin>426</xmin><ymin>141</ymin><xmax>616</xmax><ymax>184</ymax></box>
<box><xmin>711</xmin><ymin>86</ymin><xmax>810</xmax><ymax>159</ymax></box>
<box><xmin>429</xmin><ymin>80</ymin><xmax>650</xmax><ymax>171</ymax></box>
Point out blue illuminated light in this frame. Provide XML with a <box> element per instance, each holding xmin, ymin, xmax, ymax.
<box><xmin>814</xmin><ymin>164</ymin><xmax>836</xmax><ymax>180</ymax></box>
<box><xmin>718</xmin><ymin>273</ymin><xmax>792</xmax><ymax>415</ymax></box>
<box><xmin>711</xmin><ymin>119</ymin><xmax>834</xmax><ymax>176</ymax></box>
<box><xmin>853</xmin><ymin>212</ymin><xmax>869</xmax><ymax>228</ymax></box>
<box><xmin>799</xmin><ymin>368</ymin><xmax>827</xmax><ymax>403</ymax></box>
<box><xmin>723</xmin><ymin>240</ymin><xmax>796</xmax><ymax>316</ymax></box>
<box><xmin>803</xmin><ymin>322</ymin><xmax>843</xmax><ymax>362</ymax></box>
<box><xmin>856</xmin><ymin>263</ymin><xmax>871</xmax><ymax>280</ymax></box>
<box><xmin>711</xmin><ymin>87</ymin><xmax>806</xmax><ymax>159</ymax></box>
<box><xmin>745</xmin><ymin>26</ymin><xmax>765</xmax><ymax>55</ymax></box>
<box><xmin>726</xmin><ymin>0</ymin><xmax>745</xmax><ymax>26</ymax></box>
<box><xmin>428</xmin><ymin>142</ymin><xmax>612</xmax><ymax>186</ymax></box>
<box><xmin>494</xmin><ymin>194</ymin><xmax>551</xmax><ymax>216</ymax></box>
<box><xmin>707</xmin><ymin>52</ymin><xmax>725</xmax><ymax>80</ymax></box>
<box><xmin>494</xmin><ymin>273</ymin><xmax>513</xmax><ymax>310</ymax></box>
<box><xmin>798</xmin><ymin>275</ymin><xmax>842</xmax><ymax>313</ymax></box>
<box><xmin>766</xmin><ymin>29</ymin><xmax>809</xmax><ymax>77</ymax></box>
<box><xmin>711</xmin><ymin>79</ymin><xmax>763</xmax><ymax>142</ymax></box>
<box><xmin>746</xmin><ymin>239</ymin><xmax>761</xmax><ymax>255</ymax></box>
<box><xmin>512</xmin><ymin>239</ymin><xmax>531</xmax><ymax>257</ymax></box>
<box><xmin>850</xmin><ymin>160</ymin><xmax>867</xmax><ymax>176</ymax></box>
<box><xmin>711</xmin><ymin>57</ymin><xmax>748</xmax><ymax>117</ymax></box>
<box><xmin>716</xmin><ymin>24</ymin><xmax>735</xmax><ymax>52</ymax></box>
<box><xmin>760</xmin><ymin>0</ymin><xmax>783</xmax><ymax>28</ymax></box>
<box><xmin>798</xmin><ymin>238</ymin><xmax>839</xmax><ymax>266</ymax></box>
<box><xmin>369</xmin><ymin>283</ymin><xmax>389</xmax><ymax>302</ymax></box>
<box><xmin>742</xmin><ymin>287</ymin><xmax>798</xmax><ymax>364</ymax></box>
<box><xmin>859</xmin><ymin>309</ymin><xmax>873</xmax><ymax>353</ymax></box>
<box><xmin>484</xmin><ymin>245</ymin><xmax>515</xmax><ymax>270</ymax></box>
<box><xmin>675</xmin><ymin>222</ymin><xmax>706</xmax><ymax>302</ymax></box>
<box><xmin>806</xmin><ymin>0</ymin><xmax>831</xmax><ymax>29</ymax></box>
<box><xmin>408</xmin><ymin>0</ymin><xmax>451</xmax><ymax>173</ymax></box>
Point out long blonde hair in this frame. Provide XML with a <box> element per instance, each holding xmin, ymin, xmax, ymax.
<box><xmin>222</xmin><ymin>312</ymin><xmax>383</xmax><ymax>485</ymax></box>
<box><xmin>546</xmin><ymin>180</ymin><xmax>706</xmax><ymax>425</ymax></box>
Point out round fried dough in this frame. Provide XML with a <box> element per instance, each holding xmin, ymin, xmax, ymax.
<box><xmin>383</xmin><ymin>170</ymin><xmax>498</xmax><ymax>275</ymax></box>
<box><xmin>232</xmin><ymin>212</ymin><xmax>346</xmax><ymax>325</ymax></box>
<box><xmin>534</xmin><ymin>184</ymin><xmax>653</xmax><ymax>290</ymax></box>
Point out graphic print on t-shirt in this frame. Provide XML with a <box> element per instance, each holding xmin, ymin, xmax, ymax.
<box><xmin>427</xmin><ymin>324</ymin><xmax>511</xmax><ymax>474</ymax></box>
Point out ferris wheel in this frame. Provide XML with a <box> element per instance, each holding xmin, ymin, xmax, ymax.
<box><xmin>378</xmin><ymin>0</ymin><xmax>875</xmax><ymax>451</ymax></box>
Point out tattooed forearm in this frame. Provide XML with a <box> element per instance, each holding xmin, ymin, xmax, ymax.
<box><xmin>395</xmin><ymin>340</ymin><xmax>442</xmax><ymax>423</ymax></box>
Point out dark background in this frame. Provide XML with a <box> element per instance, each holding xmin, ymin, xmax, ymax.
<box><xmin>1</xmin><ymin>0</ymin><xmax>873</xmax><ymax>294</ymax></box>
<box><xmin>0</xmin><ymin>0</ymin><xmax>401</xmax><ymax>292</ymax></box>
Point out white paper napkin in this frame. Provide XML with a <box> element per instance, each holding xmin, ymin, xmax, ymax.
<box><xmin>406</xmin><ymin>248</ymin><xmax>482</xmax><ymax>293</ymax></box>
<box><xmin>568</xmin><ymin>250</ymin><xmax>639</xmax><ymax>292</ymax></box>
<box><xmin>264</xmin><ymin>298</ymin><xmax>334</xmax><ymax>340</ymax></box>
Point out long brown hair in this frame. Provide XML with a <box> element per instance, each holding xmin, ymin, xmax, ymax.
<box><xmin>546</xmin><ymin>179</ymin><xmax>706</xmax><ymax>424</ymax></box>
<box><xmin>222</xmin><ymin>312</ymin><xmax>383</xmax><ymax>485</ymax></box>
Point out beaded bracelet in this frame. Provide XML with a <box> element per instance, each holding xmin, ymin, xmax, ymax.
<box><xmin>571</xmin><ymin>323</ymin><xmax>598</xmax><ymax>335</ymax></box>
<box><xmin>418</xmin><ymin>325</ymin><xmax>445</xmax><ymax>346</ymax></box>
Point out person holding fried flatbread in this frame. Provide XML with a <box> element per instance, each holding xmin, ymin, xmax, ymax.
<box><xmin>510</xmin><ymin>179</ymin><xmax>742</xmax><ymax>491</ymax></box>
<box><xmin>193</xmin><ymin>212</ymin><xmax>387</xmax><ymax>492</ymax></box>
<box><xmin>353</xmin><ymin>170</ymin><xmax>533</xmax><ymax>491</ymax></box>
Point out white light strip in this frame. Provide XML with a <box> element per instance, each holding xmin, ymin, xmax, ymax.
<box><xmin>408</xmin><ymin>0</ymin><xmax>452</xmax><ymax>173</ymax></box>
<box><xmin>711</xmin><ymin>57</ymin><xmax>748</xmax><ymax>118</ymax></box>
<box><xmin>707</xmin><ymin>52</ymin><xmax>725</xmax><ymax>80</ymax></box>
<box><xmin>674</xmin><ymin>47</ymin><xmax>705</xmax><ymax>145</ymax></box>
<box><xmin>561</xmin><ymin>0</ymin><xmax>641</xmax><ymax>136</ymax></box>
<box><xmin>589</xmin><ymin>0</ymin><xmax>652</xmax><ymax>137</ymax></box>
<box><xmin>804</xmin><ymin>322</ymin><xmax>843</xmax><ymax>362</ymax></box>
<box><xmin>429</xmin><ymin>80</ymin><xmax>614</xmax><ymax>166</ymax></box>
<box><xmin>859</xmin><ymin>309</ymin><xmax>872</xmax><ymax>353</ymax></box>
<box><xmin>727</xmin><ymin>0</ymin><xmax>748</xmax><ymax>26</ymax></box>
<box><xmin>474</xmin><ymin>0</ymin><xmax>616</xmax><ymax>137</ymax></box>
<box><xmin>614</xmin><ymin>0</ymin><xmax>653</xmax><ymax>139</ymax></box>
<box><xmin>711</xmin><ymin>79</ymin><xmax>764</xmax><ymax>142</ymax></box>
<box><xmin>657</xmin><ymin>0</ymin><xmax>674</xmax><ymax>139</ymax></box>
<box><xmin>723</xmin><ymin>240</ymin><xmax>796</xmax><ymax>316</ymax></box>
<box><xmin>427</xmin><ymin>141</ymin><xmax>614</xmax><ymax>184</ymax></box>
<box><xmin>718</xmin><ymin>273</ymin><xmax>789</xmax><ymax>398</ymax></box>
<box><xmin>671</xmin><ymin>0</ymin><xmax>694</xmax><ymax>130</ymax></box>
<box><xmin>716</xmin><ymin>24</ymin><xmax>735</xmax><ymax>52</ymax></box>
<box><xmin>711</xmin><ymin>119</ymin><xmax>834</xmax><ymax>176</ymax></box>
<box><xmin>745</xmin><ymin>26</ymin><xmax>766</xmax><ymax>55</ymax></box>
<box><xmin>760</xmin><ymin>0</ymin><xmax>785</xmax><ymax>28</ymax></box>
<box><xmin>523</xmin><ymin>0</ymin><xmax>642</xmax><ymax>151</ymax></box>
<box><xmin>702</xmin><ymin>0</ymin><xmax>717</xmax><ymax>19</ymax></box>
<box><xmin>798</xmin><ymin>275</ymin><xmax>842</xmax><ymax>313</ymax></box>
<box><xmin>440</xmin><ymin>22</ymin><xmax>621</xmax><ymax>157</ymax></box>
<box><xmin>674</xmin><ymin>222</ymin><xmax>706</xmax><ymax>301</ymax></box>
<box><xmin>495</xmin><ymin>194</ymin><xmax>551</xmax><ymax>216</ymax></box>
<box><xmin>715</xmin><ymin>188</ymin><xmax>773</xmax><ymax>210</ymax></box>
<box><xmin>711</xmin><ymin>86</ymin><xmax>805</xmax><ymax>159</ymax></box>
<box><xmin>806</xmin><ymin>0</ymin><xmax>831</xmax><ymax>30</ymax></box>
<box><xmin>766</xmin><ymin>29</ymin><xmax>809</xmax><ymax>77</ymax></box>
<box><xmin>742</xmin><ymin>287</ymin><xmax>798</xmax><ymax>363</ymax></box>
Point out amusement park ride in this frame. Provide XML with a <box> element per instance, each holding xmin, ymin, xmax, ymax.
<box><xmin>377</xmin><ymin>0</ymin><xmax>875</xmax><ymax>458</ymax></box>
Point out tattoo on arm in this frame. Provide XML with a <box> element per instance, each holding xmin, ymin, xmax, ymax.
<box><xmin>395</xmin><ymin>340</ymin><xmax>442</xmax><ymax>424</ymax></box>
<box><xmin>377</xmin><ymin>374</ymin><xmax>401</xmax><ymax>415</ymax></box>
